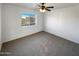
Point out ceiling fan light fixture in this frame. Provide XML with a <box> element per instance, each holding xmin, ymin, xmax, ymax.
<box><xmin>40</xmin><ymin>9</ymin><xmax>46</xmax><ymax>12</ymax></box>
<box><xmin>38</xmin><ymin>3</ymin><xmax>54</xmax><ymax>12</ymax></box>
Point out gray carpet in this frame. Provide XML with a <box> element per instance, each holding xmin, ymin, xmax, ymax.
<box><xmin>1</xmin><ymin>31</ymin><xmax>79</xmax><ymax>56</ymax></box>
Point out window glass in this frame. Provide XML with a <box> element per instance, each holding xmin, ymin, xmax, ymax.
<box><xmin>21</xmin><ymin>13</ymin><xmax>36</xmax><ymax>26</ymax></box>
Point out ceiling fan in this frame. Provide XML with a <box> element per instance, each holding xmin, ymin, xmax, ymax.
<box><xmin>38</xmin><ymin>3</ymin><xmax>54</xmax><ymax>12</ymax></box>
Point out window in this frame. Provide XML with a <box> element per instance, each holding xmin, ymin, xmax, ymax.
<box><xmin>21</xmin><ymin>13</ymin><xmax>36</xmax><ymax>26</ymax></box>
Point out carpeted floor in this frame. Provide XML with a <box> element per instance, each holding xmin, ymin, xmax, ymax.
<box><xmin>1</xmin><ymin>31</ymin><xmax>79</xmax><ymax>56</ymax></box>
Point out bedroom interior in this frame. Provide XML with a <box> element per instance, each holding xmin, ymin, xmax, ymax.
<box><xmin>0</xmin><ymin>3</ymin><xmax>79</xmax><ymax>56</ymax></box>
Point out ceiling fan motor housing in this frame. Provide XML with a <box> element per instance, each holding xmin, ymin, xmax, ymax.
<box><xmin>41</xmin><ymin>6</ymin><xmax>45</xmax><ymax>10</ymax></box>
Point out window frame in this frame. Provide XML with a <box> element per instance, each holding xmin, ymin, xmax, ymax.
<box><xmin>21</xmin><ymin>13</ymin><xmax>37</xmax><ymax>26</ymax></box>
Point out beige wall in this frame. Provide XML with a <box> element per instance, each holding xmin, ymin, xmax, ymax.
<box><xmin>44</xmin><ymin>5</ymin><xmax>79</xmax><ymax>44</ymax></box>
<box><xmin>0</xmin><ymin>4</ymin><xmax>2</xmax><ymax>51</ymax></box>
<box><xmin>2</xmin><ymin>4</ymin><xmax>43</xmax><ymax>43</ymax></box>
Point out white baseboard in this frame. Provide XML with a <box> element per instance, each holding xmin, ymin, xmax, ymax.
<box><xmin>2</xmin><ymin>30</ymin><xmax>43</xmax><ymax>43</ymax></box>
<box><xmin>45</xmin><ymin>30</ymin><xmax>79</xmax><ymax>44</ymax></box>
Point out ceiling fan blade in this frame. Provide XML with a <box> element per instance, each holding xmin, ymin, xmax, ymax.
<box><xmin>46</xmin><ymin>8</ymin><xmax>51</xmax><ymax>11</ymax></box>
<box><xmin>41</xmin><ymin>3</ymin><xmax>45</xmax><ymax>5</ymax></box>
<box><xmin>47</xmin><ymin>6</ymin><xmax>54</xmax><ymax>8</ymax></box>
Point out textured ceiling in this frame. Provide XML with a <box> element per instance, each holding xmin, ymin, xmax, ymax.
<box><xmin>5</xmin><ymin>3</ymin><xmax>79</xmax><ymax>11</ymax></box>
<box><xmin>13</xmin><ymin>3</ymin><xmax>79</xmax><ymax>10</ymax></box>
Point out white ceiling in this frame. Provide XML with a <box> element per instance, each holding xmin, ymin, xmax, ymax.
<box><xmin>14</xmin><ymin>3</ymin><xmax>79</xmax><ymax>10</ymax></box>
